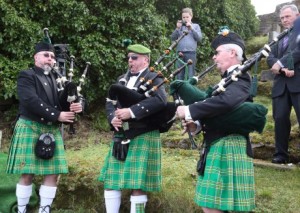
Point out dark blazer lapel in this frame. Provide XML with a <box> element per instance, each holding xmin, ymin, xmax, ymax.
<box><xmin>278</xmin><ymin>39</ymin><xmax>285</xmax><ymax>56</ymax></box>
<box><xmin>288</xmin><ymin>31</ymin><xmax>296</xmax><ymax>51</ymax></box>
<box><xmin>49</xmin><ymin>72</ymin><xmax>60</xmax><ymax>105</ymax></box>
<box><xmin>34</xmin><ymin>68</ymin><xmax>55</xmax><ymax>105</ymax></box>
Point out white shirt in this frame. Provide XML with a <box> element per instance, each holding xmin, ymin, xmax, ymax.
<box><xmin>127</xmin><ymin>68</ymin><xmax>147</xmax><ymax>118</ymax></box>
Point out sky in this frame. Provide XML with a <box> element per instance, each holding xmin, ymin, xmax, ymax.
<box><xmin>251</xmin><ymin>0</ymin><xmax>293</xmax><ymax>15</ymax></box>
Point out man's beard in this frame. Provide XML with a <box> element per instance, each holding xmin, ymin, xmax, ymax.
<box><xmin>43</xmin><ymin>64</ymin><xmax>52</xmax><ymax>75</ymax></box>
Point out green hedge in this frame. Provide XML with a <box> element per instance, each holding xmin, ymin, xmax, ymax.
<box><xmin>0</xmin><ymin>0</ymin><xmax>259</xmax><ymax>108</ymax></box>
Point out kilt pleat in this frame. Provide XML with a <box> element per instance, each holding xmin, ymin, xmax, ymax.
<box><xmin>6</xmin><ymin>118</ymin><xmax>68</xmax><ymax>175</ymax></box>
<box><xmin>99</xmin><ymin>130</ymin><xmax>162</xmax><ymax>192</ymax></box>
<box><xmin>195</xmin><ymin>135</ymin><xmax>255</xmax><ymax>211</ymax></box>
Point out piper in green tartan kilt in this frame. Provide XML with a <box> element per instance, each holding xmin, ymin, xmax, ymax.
<box><xmin>6</xmin><ymin>41</ymin><xmax>82</xmax><ymax>213</ymax></box>
<box><xmin>100</xmin><ymin>44</ymin><xmax>168</xmax><ymax>213</ymax></box>
<box><xmin>195</xmin><ymin>135</ymin><xmax>255</xmax><ymax>211</ymax></box>
<box><xmin>6</xmin><ymin>119</ymin><xmax>68</xmax><ymax>175</ymax></box>
<box><xmin>176</xmin><ymin>28</ymin><xmax>257</xmax><ymax>212</ymax></box>
<box><xmin>99</xmin><ymin>131</ymin><xmax>161</xmax><ymax>191</ymax></box>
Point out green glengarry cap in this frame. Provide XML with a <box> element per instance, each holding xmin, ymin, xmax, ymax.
<box><xmin>127</xmin><ymin>44</ymin><xmax>151</xmax><ymax>54</ymax></box>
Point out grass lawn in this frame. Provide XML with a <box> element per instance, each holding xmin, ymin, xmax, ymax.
<box><xmin>45</xmin><ymin>141</ymin><xmax>300</xmax><ymax>213</ymax></box>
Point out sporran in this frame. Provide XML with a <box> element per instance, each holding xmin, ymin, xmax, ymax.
<box><xmin>35</xmin><ymin>133</ymin><xmax>56</xmax><ymax>160</ymax></box>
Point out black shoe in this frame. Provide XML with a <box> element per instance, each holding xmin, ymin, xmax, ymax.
<box><xmin>39</xmin><ymin>205</ymin><xmax>51</xmax><ymax>213</ymax></box>
<box><xmin>271</xmin><ymin>157</ymin><xmax>287</xmax><ymax>164</ymax></box>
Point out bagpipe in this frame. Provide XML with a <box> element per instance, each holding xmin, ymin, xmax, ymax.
<box><xmin>43</xmin><ymin>28</ymin><xmax>91</xmax><ymax>134</ymax></box>
<box><xmin>107</xmin><ymin>60</ymin><xmax>193</xmax><ymax>160</ymax></box>
<box><xmin>106</xmin><ymin>30</ymin><xmax>190</xmax><ymax>142</ymax></box>
<box><xmin>169</xmin><ymin>27</ymin><xmax>294</xmax><ymax>136</ymax></box>
<box><xmin>107</xmin><ymin>60</ymin><xmax>193</xmax><ymax>137</ymax></box>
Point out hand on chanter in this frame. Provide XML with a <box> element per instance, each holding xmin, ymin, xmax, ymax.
<box><xmin>181</xmin><ymin>119</ymin><xmax>197</xmax><ymax>135</ymax></box>
<box><xmin>70</xmin><ymin>102</ymin><xmax>83</xmax><ymax>113</ymax></box>
<box><xmin>176</xmin><ymin>106</ymin><xmax>186</xmax><ymax>119</ymax></box>
<box><xmin>58</xmin><ymin>111</ymin><xmax>76</xmax><ymax>123</ymax></box>
<box><xmin>115</xmin><ymin>108</ymin><xmax>131</xmax><ymax>120</ymax></box>
<box><xmin>111</xmin><ymin>116</ymin><xmax>123</xmax><ymax>131</ymax></box>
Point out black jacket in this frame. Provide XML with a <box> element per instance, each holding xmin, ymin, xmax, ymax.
<box><xmin>18</xmin><ymin>66</ymin><xmax>61</xmax><ymax>125</ymax></box>
<box><xmin>267</xmin><ymin>29</ymin><xmax>300</xmax><ymax>98</ymax></box>
<box><xmin>189</xmin><ymin>71</ymin><xmax>252</xmax><ymax>121</ymax></box>
<box><xmin>106</xmin><ymin>68</ymin><xmax>168</xmax><ymax>138</ymax></box>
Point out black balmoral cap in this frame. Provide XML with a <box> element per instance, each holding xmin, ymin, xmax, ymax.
<box><xmin>211</xmin><ymin>28</ymin><xmax>246</xmax><ymax>61</ymax></box>
<box><xmin>211</xmin><ymin>31</ymin><xmax>245</xmax><ymax>51</ymax></box>
<box><xmin>34</xmin><ymin>41</ymin><xmax>55</xmax><ymax>55</ymax></box>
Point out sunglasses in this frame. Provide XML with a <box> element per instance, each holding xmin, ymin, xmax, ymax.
<box><xmin>127</xmin><ymin>55</ymin><xmax>139</xmax><ymax>60</ymax></box>
<box><xmin>43</xmin><ymin>53</ymin><xmax>55</xmax><ymax>59</ymax></box>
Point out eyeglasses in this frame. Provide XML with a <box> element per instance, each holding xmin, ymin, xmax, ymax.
<box><xmin>43</xmin><ymin>53</ymin><xmax>55</xmax><ymax>59</ymax></box>
<box><xmin>214</xmin><ymin>50</ymin><xmax>222</xmax><ymax>56</ymax></box>
<box><xmin>214</xmin><ymin>49</ymin><xmax>230</xmax><ymax>56</ymax></box>
<box><xmin>127</xmin><ymin>55</ymin><xmax>139</xmax><ymax>60</ymax></box>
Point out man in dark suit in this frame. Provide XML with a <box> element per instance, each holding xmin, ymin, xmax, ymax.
<box><xmin>6</xmin><ymin>41</ymin><xmax>82</xmax><ymax>213</ymax></box>
<box><xmin>99</xmin><ymin>44</ymin><xmax>168</xmax><ymax>212</ymax></box>
<box><xmin>267</xmin><ymin>4</ymin><xmax>300</xmax><ymax>164</ymax></box>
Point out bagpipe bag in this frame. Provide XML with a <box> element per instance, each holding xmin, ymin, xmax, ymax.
<box><xmin>169</xmin><ymin>79</ymin><xmax>268</xmax><ymax>135</ymax></box>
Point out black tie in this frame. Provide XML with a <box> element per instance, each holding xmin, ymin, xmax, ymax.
<box><xmin>222</xmin><ymin>70</ymin><xmax>228</xmax><ymax>78</ymax></box>
<box><xmin>46</xmin><ymin>75</ymin><xmax>53</xmax><ymax>88</ymax></box>
<box><xmin>128</xmin><ymin>72</ymin><xmax>139</xmax><ymax>77</ymax></box>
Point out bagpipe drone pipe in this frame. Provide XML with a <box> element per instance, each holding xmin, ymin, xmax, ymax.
<box><xmin>168</xmin><ymin>27</ymin><xmax>294</xmax><ymax>135</ymax></box>
<box><xmin>43</xmin><ymin>28</ymin><xmax>91</xmax><ymax>134</ymax></box>
<box><xmin>134</xmin><ymin>30</ymin><xmax>189</xmax><ymax>93</ymax></box>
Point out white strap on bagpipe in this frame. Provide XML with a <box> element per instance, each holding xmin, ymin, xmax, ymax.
<box><xmin>216</xmin><ymin>78</ymin><xmax>226</xmax><ymax>93</ymax></box>
<box><xmin>106</xmin><ymin>97</ymin><xmax>117</xmax><ymax>106</ymax></box>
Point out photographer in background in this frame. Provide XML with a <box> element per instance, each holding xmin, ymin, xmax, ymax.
<box><xmin>171</xmin><ymin>7</ymin><xmax>202</xmax><ymax>80</ymax></box>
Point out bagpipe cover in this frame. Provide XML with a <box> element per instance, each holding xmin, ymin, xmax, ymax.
<box><xmin>203</xmin><ymin>102</ymin><xmax>268</xmax><ymax>135</ymax></box>
<box><xmin>169</xmin><ymin>79</ymin><xmax>211</xmax><ymax>104</ymax></box>
<box><xmin>169</xmin><ymin>80</ymin><xmax>268</xmax><ymax>134</ymax></box>
<box><xmin>108</xmin><ymin>84</ymin><xmax>176</xmax><ymax>133</ymax></box>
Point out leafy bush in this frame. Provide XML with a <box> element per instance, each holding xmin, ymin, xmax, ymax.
<box><xmin>0</xmin><ymin>0</ymin><xmax>259</xmax><ymax>106</ymax></box>
<box><xmin>246</xmin><ymin>36</ymin><xmax>269</xmax><ymax>54</ymax></box>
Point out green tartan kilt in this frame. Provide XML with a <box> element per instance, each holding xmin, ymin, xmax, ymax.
<box><xmin>6</xmin><ymin>118</ymin><xmax>68</xmax><ymax>175</ymax></box>
<box><xmin>99</xmin><ymin>130</ymin><xmax>162</xmax><ymax>192</ymax></box>
<box><xmin>195</xmin><ymin>135</ymin><xmax>255</xmax><ymax>211</ymax></box>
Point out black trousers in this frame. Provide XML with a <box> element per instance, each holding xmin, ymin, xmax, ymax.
<box><xmin>272</xmin><ymin>87</ymin><xmax>300</xmax><ymax>160</ymax></box>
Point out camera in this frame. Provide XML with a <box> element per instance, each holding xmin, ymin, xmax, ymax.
<box><xmin>181</xmin><ymin>20</ymin><xmax>187</xmax><ymax>26</ymax></box>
